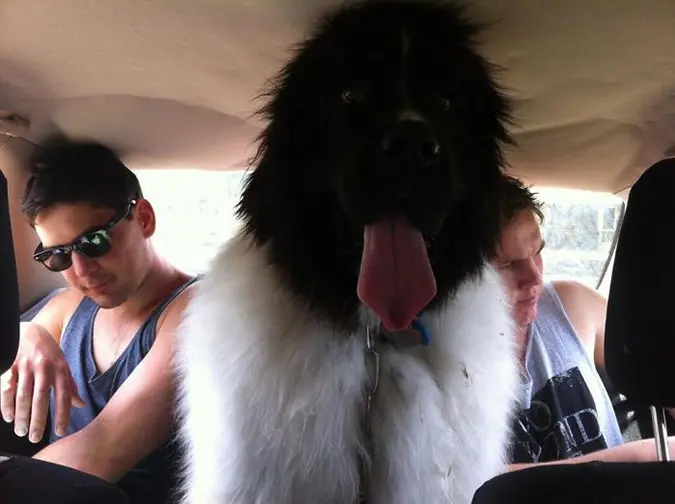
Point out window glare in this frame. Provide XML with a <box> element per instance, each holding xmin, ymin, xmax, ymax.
<box><xmin>534</xmin><ymin>186</ymin><xmax>624</xmax><ymax>290</ymax></box>
<box><xmin>136</xmin><ymin>169</ymin><xmax>625</xmax><ymax>289</ymax></box>
<box><xmin>135</xmin><ymin>168</ymin><xmax>247</xmax><ymax>274</ymax></box>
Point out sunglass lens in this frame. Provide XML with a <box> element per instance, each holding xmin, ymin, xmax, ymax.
<box><xmin>76</xmin><ymin>231</ymin><xmax>112</xmax><ymax>258</ymax></box>
<box><xmin>45</xmin><ymin>250</ymin><xmax>73</xmax><ymax>272</ymax></box>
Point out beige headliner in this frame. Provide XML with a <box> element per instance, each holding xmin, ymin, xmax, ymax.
<box><xmin>2</xmin><ymin>0</ymin><xmax>675</xmax><ymax>194</ymax></box>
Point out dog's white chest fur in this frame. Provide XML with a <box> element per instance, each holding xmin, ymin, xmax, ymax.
<box><xmin>176</xmin><ymin>234</ymin><xmax>518</xmax><ymax>504</ymax></box>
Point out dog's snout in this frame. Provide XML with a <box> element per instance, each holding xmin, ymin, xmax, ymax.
<box><xmin>381</xmin><ymin>121</ymin><xmax>440</xmax><ymax>168</ymax></box>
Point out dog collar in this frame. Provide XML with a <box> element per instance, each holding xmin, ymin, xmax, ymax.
<box><xmin>379</xmin><ymin>314</ymin><xmax>430</xmax><ymax>348</ymax></box>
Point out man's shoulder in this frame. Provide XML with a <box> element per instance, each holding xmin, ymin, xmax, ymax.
<box><xmin>28</xmin><ymin>288</ymin><xmax>86</xmax><ymax>342</ymax></box>
<box><xmin>51</xmin><ymin>288</ymin><xmax>87</xmax><ymax>315</ymax></box>
<box><xmin>551</xmin><ymin>279</ymin><xmax>605</xmax><ymax>310</ymax></box>
<box><xmin>551</xmin><ymin>279</ymin><xmax>593</xmax><ymax>300</ymax></box>
<box><xmin>23</xmin><ymin>287</ymin><xmax>83</xmax><ymax>317</ymax></box>
<box><xmin>154</xmin><ymin>275</ymin><xmax>201</xmax><ymax>336</ymax></box>
<box><xmin>165</xmin><ymin>278</ymin><xmax>199</xmax><ymax>314</ymax></box>
<box><xmin>550</xmin><ymin>279</ymin><xmax>607</xmax><ymax>350</ymax></box>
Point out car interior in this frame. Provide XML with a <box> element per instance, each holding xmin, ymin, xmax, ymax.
<box><xmin>2</xmin><ymin>0</ymin><xmax>675</xmax><ymax>502</ymax></box>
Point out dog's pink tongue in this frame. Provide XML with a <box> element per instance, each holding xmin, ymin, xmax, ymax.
<box><xmin>357</xmin><ymin>217</ymin><xmax>437</xmax><ymax>332</ymax></box>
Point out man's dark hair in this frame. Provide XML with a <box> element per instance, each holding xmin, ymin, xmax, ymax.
<box><xmin>497</xmin><ymin>174</ymin><xmax>544</xmax><ymax>227</ymax></box>
<box><xmin>21</xmin><ymin>139</ymin><xmax>143</xmax><ymax>225</ymax></box>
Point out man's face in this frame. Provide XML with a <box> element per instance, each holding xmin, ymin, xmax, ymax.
<box><xmin>493</xmin><ymin>208</ymin><xmax>545</xmax><ymax>327</ymax></box>
<box><xmin>34</xmin><ymin>200</ymin><xmax>154</xmax><ymax>309</ymax></box>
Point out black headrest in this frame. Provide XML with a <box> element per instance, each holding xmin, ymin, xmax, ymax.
<box><xmin>0</xmin><ymin>170</ymin><xmax>19</xmax><ymax>372</ymax></box>
<box><xmin>472</xmin><ymin>461</ymin><xmax>675</xmax><ymax>503</ymax></box>
<box><xmin>605</xmin><ymin>158</ymin><xmax>675</xmax><ymax>407</ymax></box>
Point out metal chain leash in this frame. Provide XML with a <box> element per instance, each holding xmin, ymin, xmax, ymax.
<box><xmin>359</xmin><ymin>326</ymin><xmax>380</xmax><ymax>503</ymax></box>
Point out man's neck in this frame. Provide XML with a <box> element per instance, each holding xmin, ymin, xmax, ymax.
<box><xmin>111</xmin><ymin>254</ymin><xmax>187</xmax><ymax>319</ymax></box>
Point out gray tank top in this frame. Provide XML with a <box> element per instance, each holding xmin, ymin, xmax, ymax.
<box><xmin>48</xmin><ymin>276</ymin><xmax>199</xmax><ymax>503</ymax></box>
<box><xmin>509</xmin><ymin>282</ymin><xmax>624</xmax><ymax>463</ymax></box>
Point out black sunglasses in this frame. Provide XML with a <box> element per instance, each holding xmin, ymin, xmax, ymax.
<box><xmin>33</xmin><ymin>200</ymin><xmax>137</xmax><ymax>272</ymax></box>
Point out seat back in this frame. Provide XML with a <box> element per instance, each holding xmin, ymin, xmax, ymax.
<box><xmin>605</xmin><ymin>157</ymin><xmax>675</xmax><ymax>407</ymax></box>
<box><xmin>0</xmin><ymin>170</ymin><xmax>19</xmax><ymax>373</ymax></box>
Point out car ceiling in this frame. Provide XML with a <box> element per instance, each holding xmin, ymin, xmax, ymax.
<box><xmin>2</xmin><ymin>0</ymin><xmax>675</xmax><ymax>194</ymax></box>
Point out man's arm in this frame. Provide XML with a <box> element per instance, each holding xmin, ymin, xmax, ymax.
<box><xmin>590</xmin><ymin>288</ymin><xmax>607</xmax><ymax>370</ymax></box>
<box><xmin>33</xmin><ymin>285</ymin><xmax>195</xmax><ymax>483</ymax></box>
<box><xmin>552</xmin><ymin>280</ymin><xmax>608</xmax><ymax>369</ymax></box>
<box><xmin>2</xmin><ymin>289</ymin><xmax>84</xmax><ymax>439</ymax></box>
<box><xmin>507</xmin><ymin>436</ymin><xmax>675</xmax><ymax>472</ymax></box>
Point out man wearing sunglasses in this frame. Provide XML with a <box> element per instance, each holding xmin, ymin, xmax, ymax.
<box><xmin>0</xmin><ymin>139</ymin><xmax>198</xmax><ymax>503</ymax></box>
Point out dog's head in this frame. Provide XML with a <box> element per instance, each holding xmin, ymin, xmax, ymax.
<box><xmin>239</xmin><ymin>0</ymin><xmax>512</xmax><ymax>331</ymax></box>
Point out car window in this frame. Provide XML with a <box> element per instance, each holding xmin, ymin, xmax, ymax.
<box><xmin>135</xmin><ymin>169</ymin><xmax>247</xmax><ymax>274</ymax></box>
<box><xmin>534</xmin><ymin>186</ymin><xmax>625</xmax><ymax>293</ymax></box>
<box><xmin>136</xmin><ymin>169</ymin><xmax>625</xmax><ymax>292</ymax></box>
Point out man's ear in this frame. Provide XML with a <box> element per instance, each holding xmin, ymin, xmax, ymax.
<box><xmin>135</xmin><ymin>199</ymin><xmax>156</xmax><ymax>238</ymax></box>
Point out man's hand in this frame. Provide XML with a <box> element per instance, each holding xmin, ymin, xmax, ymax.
<box><xmin>0</xmin><ymin>323</ymin><xmax>84</xmax><ymax>443</ymax></box>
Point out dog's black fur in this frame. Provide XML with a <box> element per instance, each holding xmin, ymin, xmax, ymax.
<box><xmin>238</xmin><ymin>0</ymin><xmax>512</xmax><ymax>331</ymax></box>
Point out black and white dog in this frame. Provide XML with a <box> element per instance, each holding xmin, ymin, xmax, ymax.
<box><xmin>177</xmin><ymin>1</ymin><xmax>519</xmax><ymax>502</ymax></box>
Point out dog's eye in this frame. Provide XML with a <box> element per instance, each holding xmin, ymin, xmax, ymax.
<box><xmin>341</xmin><ymin>88</ymin><xmax>366</xmax><ymax>104</ymax></box>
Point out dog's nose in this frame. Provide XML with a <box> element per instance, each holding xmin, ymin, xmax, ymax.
<box><xmin>381</xmin><ymin>120</ymin><xmax>440</xmax><ymax>168</ymax></box>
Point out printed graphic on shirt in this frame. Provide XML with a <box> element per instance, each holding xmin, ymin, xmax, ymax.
<box><xmin>509</xmin><ymin>367</ymin><xmax>609</xmax><ymax>463</ymax></box>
